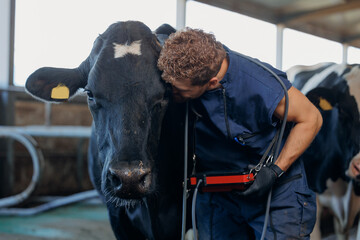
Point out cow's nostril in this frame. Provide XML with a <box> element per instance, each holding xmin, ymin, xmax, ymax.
<box><xmin>140</xmin><ymin>172</ymin><xmax>150</xmax><ymax>188</ymax></box>
<box><xmin>109</xmin><ymin>169</ymin><xmax>122</xmax><ymax>187</ymax></box>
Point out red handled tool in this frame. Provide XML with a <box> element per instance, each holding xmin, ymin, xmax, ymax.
<box><xmin>189</xmin><ymin>172</ymin><xmax>255</xmax><ymax>192</ymax></box>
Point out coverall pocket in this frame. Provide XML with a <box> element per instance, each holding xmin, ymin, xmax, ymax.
<box><xmin>235</xmin><ymin>132</ymin><xmax>265</xmax><ymax>153</ymax></box>
<box><xmin>234</xmin><ymin>128</ymin><xmax>277</xmax><ymax>156</ymax></box>
<box><xmin>295</xmin><ymin>190</ymin><xmax>317</xmax><ymax>238</ymax></box>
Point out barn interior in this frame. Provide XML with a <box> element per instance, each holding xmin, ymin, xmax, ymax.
<box><xmin>1</xmin><ymin>0</ymin><xmax>360</xmax><ymax>239</ymax></box>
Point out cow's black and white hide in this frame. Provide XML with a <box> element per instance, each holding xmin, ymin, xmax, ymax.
<box><xmin>25</xmin><ymin>21</ymin><xmax>190</xmax><ymax>240</ymax></box>
<box><xmin>287</xmin><ymin>63</ymin><xmax>360</xmax><ymax>239</ymax></box>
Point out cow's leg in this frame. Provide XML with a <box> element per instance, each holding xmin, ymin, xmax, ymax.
<box><xmin>310</xmin><ymin>195</ymin><xmax>322</xmax><ymax>240</ymax></box>
<box><xmin>344</xmin><ymin>181</ymin><xmax>360</xmax><ymax>236</ymax></box>
<box><xmin>331</xmin><ymin>179</ymin><xmax>348</xmax><ymax>240</ymax></box>
<box><xmin>332</xmin><ymin>180</ymin><xmax>360</xmax><ymax>240</ymax></box>
<box><xmin>333</xmin><ymin>217</ymin><xmax>348</xmax><ymax>240</ymax></box>
<box><xmin>318</xmin><ymin>179</ymin><xmax>349</xmax><ymax>239</ymax></box>
<box><xmin>345</xmin><ymin>154</ymin><xmax>360</xmax><ymax>238</ymax></box>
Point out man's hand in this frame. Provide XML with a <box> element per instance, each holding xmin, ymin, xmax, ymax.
<box><xmin>236</xmin><ymin>164</ymin><xmax>282</xmax><ymax>200</ymax></box>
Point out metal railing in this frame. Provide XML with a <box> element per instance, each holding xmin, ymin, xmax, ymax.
<box><xmin>0</xmin><ymin>125</ymin><xmax>96</xmax><ymax>215</ymax></box>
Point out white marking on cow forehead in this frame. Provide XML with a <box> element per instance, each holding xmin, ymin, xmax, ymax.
<box><xmin>113</xmin><ymin>40</ymin><xmax>142</xmax><ymax>58</ymax></box>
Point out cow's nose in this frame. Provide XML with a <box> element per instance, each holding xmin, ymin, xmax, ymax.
<box><xmin>108</xmin><ymin>167</ymin><xmax>151</xmax><ymax>198</ymax></box>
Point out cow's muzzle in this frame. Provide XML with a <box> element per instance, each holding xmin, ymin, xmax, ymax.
<box><xmin>107</xmin><ymin>164</ymin><xmax>152</xmax><ymax>199</ymax></box>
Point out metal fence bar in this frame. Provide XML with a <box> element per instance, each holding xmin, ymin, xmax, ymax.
<box><xmin>0</xmin><ymin>125</ymin><xmax>91</xmax><ymax>138</ymax></box>
<box><xmin>0</xmin><ymin>131</ymin><xmax>44</xmax><ymax>208</ymax></box>
<box><xmin>0</xmin><ymin>190</ymin><xmax>98</xmax><ymax>216</ymax></box>
<box><xmin>0</xmin><ymin>125</ymin><xmax>92</xmax><ymax>208</ymax></box>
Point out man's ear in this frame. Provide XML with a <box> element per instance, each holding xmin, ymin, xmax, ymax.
<box><xmin>207</xmin><ymin>77</ymin><xmax>221</xmax><ymax>90</ymax></box>
<box><xmin>25</xmin><ymin>67</ymin><xmax>87</xmax><ymax>103</ymax></box>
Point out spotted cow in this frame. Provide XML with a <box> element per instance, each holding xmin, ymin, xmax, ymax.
<box><xmin>287</xmin><ymin>63</ymin><xmax>360</xmax><ymax>239</ymax></box>
<box><xmin>25</xmin><ymin>21</ymin><xmax>190</xmax><ymax>240</ymax></box>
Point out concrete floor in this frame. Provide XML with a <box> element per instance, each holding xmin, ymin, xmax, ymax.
<box><xmin>0</xmin><ymin>200</ymin><xmax>357</xmax><ymax>240</ymax></box>
<box><xmin>0</xmin><ymin>201</ymin><xmax>115</xmax><ymax>240</ymax></box>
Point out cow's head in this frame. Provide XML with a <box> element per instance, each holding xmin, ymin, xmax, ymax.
<box><xmin>25</xmin><ymin>21</ymin><xmax>176</xmax><ymax>203</ymax></box>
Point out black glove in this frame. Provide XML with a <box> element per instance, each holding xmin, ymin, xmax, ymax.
<box><xmin>353</xmin><ymin>175</ymin><xmax>360</xmax><ymax>196</ymax></box>
<box><xmin>235</xmin><ymin>164</ymin><xmax>283</xmax><ymax>201</ymax></box>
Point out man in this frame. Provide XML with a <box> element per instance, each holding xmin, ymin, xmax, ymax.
<box><xmin>158</xmin><ymin>28</ymin><xmax>322</xmax><ymax>239</ymax></box>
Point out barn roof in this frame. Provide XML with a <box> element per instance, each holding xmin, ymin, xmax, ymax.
<box><xmin>194</xmin><ymin>0</ymin><xmax>360</xmax><ymax>49</ymax></box>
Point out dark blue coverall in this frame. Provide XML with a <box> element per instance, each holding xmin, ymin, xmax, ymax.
<box><xmin>193</xmin><ymin>46</ymin><xmax>317</xmax><ymax>240</ymax></box>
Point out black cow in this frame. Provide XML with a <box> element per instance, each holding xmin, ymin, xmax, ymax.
<box><xmin>25</xmin><ymin>21</ymin><xmax>188</xmax><ymax>240</ymax></box>
<box><xmin>287</xmin><ymin>63</ymin><xmax>360</xmax><ymax>239</ymax></box>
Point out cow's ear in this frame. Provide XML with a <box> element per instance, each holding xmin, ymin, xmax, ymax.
<box><xmin>25</xmin><ymin>67</ymin><xmax>87</xmax><ymax>103</ymax></box>
<box><xmin>154</xmin><ymin>24</ymin><xmax>176</xmax><ymax>36</ymax></box>
<box><xmin>154</xmin><ymin>24</ymin><xmax>176</xmax><ymax>47</ymax></box>
<box><xmin>306</xmin><ymin>87</ymin><xmax>336</xmax><ymax>111</ymax></box>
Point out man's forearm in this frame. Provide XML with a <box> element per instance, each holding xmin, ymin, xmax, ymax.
<box><xmin>275</xmin><ymin>114</ymin><xmax>322</xmax><ymax>172</ymax></box>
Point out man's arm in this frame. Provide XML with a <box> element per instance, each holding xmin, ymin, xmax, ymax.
<box><xmin>273</xmin><ymin>86</ymin><xmax>323</xmax><ymax>172</ymax></box>
<box><xmin>236</xmin><ymin>86</ymin><xmax>322</xmax><ymax>199</ymax></box>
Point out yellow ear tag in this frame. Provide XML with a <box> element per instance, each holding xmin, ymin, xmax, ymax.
<box><xmin>319</xmin><ymin>97</ymin><xmax>333</xmax><ymax>110</ymax></box>
<box><xmin>51</xmin><ymin>84</ymin><xmax>70</xmax><ymax>100</ymax></box>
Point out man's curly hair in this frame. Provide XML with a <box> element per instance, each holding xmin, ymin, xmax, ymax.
<box><xmin>158</xmin><ymin>28</ymin><xmax>226</xmax><ymax>86</ymax></box>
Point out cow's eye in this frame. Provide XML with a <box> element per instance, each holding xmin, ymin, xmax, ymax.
<box><xmin>84</xmin><ymin>89</ymin><xmax>94</xmax><ymax>101</ymax></box>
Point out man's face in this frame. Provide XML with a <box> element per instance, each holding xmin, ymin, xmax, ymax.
<box><xmin>170</xmin><ymin>79</ymin><xmax>209</xmax><ymax>102</ymax></box>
